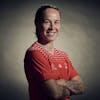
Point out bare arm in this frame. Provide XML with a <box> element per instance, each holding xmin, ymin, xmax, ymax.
<box><xmin>56</xmin><ymin>76</ymin><xmax>84</xmax><ymax>95</ymax></box>
<box><xmin>66</xmin><ymin>76</ymin><xmax>84</xmax><ymax>95</ymax></box>
<box><xmin>42</xmin><ymin>79</ymin><xmax>70</xmax><ymax>99</ymax></box>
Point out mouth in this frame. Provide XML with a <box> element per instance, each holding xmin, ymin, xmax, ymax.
<box><xmin>47</xmin><ymin>32</ymin><xmax>56</xmax><ymax>36</ymax></box>
<box><xmin>47</xmin><ymin>30</ymin><xmax>56</xmax><ymax>33</ymax></box>
<box><xmin>47</xmin><ymin>31</ymin><xmax>56</xmax><ymax>33</ymax></box>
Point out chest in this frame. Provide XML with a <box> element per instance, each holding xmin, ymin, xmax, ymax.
<box><xmin>48</xmin><ymin>54</ymin><xmax>70</xmax><ymax>80</ymax></box>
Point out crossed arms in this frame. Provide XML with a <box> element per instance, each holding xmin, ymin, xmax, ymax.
<box><xmin>25</xmin><ymin>50</ymin><xmax>84</xmax><ymax>99</ymax></box>
<box><xmin>42</xmin><ymin>75</ymin><xmax>84</xmax><ymax>99</ymax></box>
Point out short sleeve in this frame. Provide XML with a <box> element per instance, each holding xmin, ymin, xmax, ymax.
<box><xmin>64</xmin><ymin>53</ymin><xmax>79</xmax><ymax>79</ymax></box>
<box><xmin>24</xmin><ymin>49</ymin><xmax>56</xmax><ymax>82</ymax></box>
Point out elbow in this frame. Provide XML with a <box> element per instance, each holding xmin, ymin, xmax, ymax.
<box><xmin>80</xmin><ymin>82</ymin><xmax>85</xmax><ymax>94</ymax></box>
<box><xmin>78</xmin><ymin>89</ymin><xmax>84</xmax><ymax>95</ymax></box>
<box><xmin>71</xmin><ymin>83</ymin><xmax>85</xmax><ymax>95</ymax></box>
<box><xmin>72</xmin><ymin>89</ymin><xmax>84</xmax><ymax>95</ymax></box>
<box><xmin>81</xmin><ymin>85</ymin><xmax>85</xmax><ymax>94</ymax></box>
<box><xmin>78</xmin><ymin>81</ymin><xmax>85</xmax><ymax>95</ymax></box>
<box><xmin>78</xmin><ymin>88</ymin><xmax>84</xmax><ymax>95</ymax></box>
<box><xmin>76</xmin><ymin>84</ymin><xmax>85</xmax><ymax>95</ymax></box>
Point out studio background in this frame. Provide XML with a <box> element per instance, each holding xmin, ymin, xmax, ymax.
<box><xmin>0</xmin><ymin>0</ymin><xmax>100</xmax><ymax>100</ymax></box>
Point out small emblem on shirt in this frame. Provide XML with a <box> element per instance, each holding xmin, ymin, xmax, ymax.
<box><xmin>58</xmin><ymin>64</ymin><xmax>62</xmax><ymax>68</ymax></box>
<box><xmin>51</xmin><ymin>63</ymin><xmax>57</xmax><ymax>70</ymax></box>
<box><xmin>64</xmin><ymin>63</ymin><xmax>68</xmax><ymax>69</ymax></box>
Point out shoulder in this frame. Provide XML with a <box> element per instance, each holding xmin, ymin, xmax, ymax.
<box><xmin>24</xmin><ymin>43</ymin><xmax>51</xmax><ymax>69</ymax></box>
<box><xmin>26</xmin><ymin>42</ymin><xmax>48</xmax><ymax>60</ymax></box>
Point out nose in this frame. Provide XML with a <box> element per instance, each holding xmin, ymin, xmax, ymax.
<box><xmin>49</xmin><ymin>22</ymin><xmax>55</xmax><ymax>30</ymax></box>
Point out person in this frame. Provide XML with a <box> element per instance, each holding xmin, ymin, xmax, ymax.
<box><xmin>24</xmin><ymin>4</ymin><xmax>84</xmax><ymax>100</ymax></box>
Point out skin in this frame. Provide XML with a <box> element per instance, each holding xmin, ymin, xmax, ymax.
<box><xmin>35</xmin><ymin>8</ymin><xmax>84</xmax><ymax>99</ymax></box>
<box><xmin>36</xmin><ymin>8</ymin><xmax>60</xmax><ymax>54</ymax></box>
<box><xmin>56</xmin><ymin>76</ymin><xmax>84</xmax><ymax>95</ymax></box>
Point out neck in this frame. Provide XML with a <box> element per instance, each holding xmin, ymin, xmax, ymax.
<box><xmin>37</xmin><ymin>40</ymin><xmax>54</xmax><ymax>53</ymax></box>
<box><xmin>46</xmin><ymin>42</ymin><xmax>54</xmax><ymax>52</ymax></box>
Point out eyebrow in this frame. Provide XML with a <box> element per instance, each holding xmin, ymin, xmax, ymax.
<box><xmin>43</xmin><ymin>19</ymin><xmax>61</xmax><ymax>21</ymax></box>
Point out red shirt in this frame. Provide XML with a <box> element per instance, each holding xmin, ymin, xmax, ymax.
<box><xmin>24</xmin><ymin>42</ymin><xmax>78</xmax><ymax>100</ymax></box>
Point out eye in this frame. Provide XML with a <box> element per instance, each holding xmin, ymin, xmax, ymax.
<box><xmin>43</xmin><ymin>20</ymin><xmax>50</xmax><ymax>24</ymax></box>
<box><xmin>55</xmin><ymin>20</ymin><xmax>60</xmax><ymax>24</ymax></box>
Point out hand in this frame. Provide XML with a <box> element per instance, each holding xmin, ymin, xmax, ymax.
<box><xmin>65</xmin><ymin>80</ymin><xmax>84</xmax><ymax>94</ymax></box>
<box><xmin>56</xmin><ymin>79</ymin><xmax>67</xmax><ymax>87</ymax></box>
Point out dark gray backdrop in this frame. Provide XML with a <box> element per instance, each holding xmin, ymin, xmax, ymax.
<box><xmin>0</xmin><ymin>0</ymin><xmax>100</xmax><ymax>100</ymax></box>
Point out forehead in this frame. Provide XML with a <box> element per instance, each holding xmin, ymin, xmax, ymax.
<box><xmin>43</xmin><ymin>8</ymin><xmax>60</xmax><ymax>18</ymax></box>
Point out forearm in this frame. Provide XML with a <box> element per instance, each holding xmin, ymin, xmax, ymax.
<box><xmin>56</xmin><ymin>76</ymin><xmax>84</xmax><ymax>95</ymax></box>
<box><xmin>42</xmin><ymin>79</ymin><xmax>70</xmax><ymax>99</ymax></box>
<box><xmin>55</xmin><ymin>84</ymin><xmax>70</xmax><ymax>99</ymax></box>
<box><xmin>64</xmin><ymin>80</ymin><xmax>84</xmax><ymax>95</ymax></box>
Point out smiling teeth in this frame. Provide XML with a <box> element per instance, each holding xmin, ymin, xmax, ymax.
<box><xmin>48</xmin><ymin>32</ymin><xmax>55</xmax><ymax>35</ymax></box>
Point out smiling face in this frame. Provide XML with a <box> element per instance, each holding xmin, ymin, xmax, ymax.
<box><xmin>36</xmin><ymin>8</ymin><xmax>61</xmax><ymax>43</ymax></box>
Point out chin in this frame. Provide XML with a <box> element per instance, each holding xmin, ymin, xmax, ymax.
<box><xmin>47</xmin><ymin>38</ymin><xmax>56</xmax><ymax>42</ymax></box>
